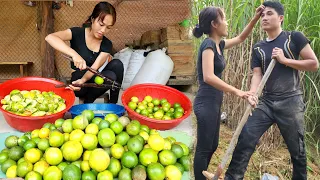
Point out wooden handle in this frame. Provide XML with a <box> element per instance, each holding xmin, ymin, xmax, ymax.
<box><xmin>212</xmin><ymin>59</ymin><xmax>277</xmax><ymax>180</ymax></box>
<box><xmin>61</xmin><ymin>54</ymin><xmax>121</xmax><ymax>86</ymax></box>
<box><xmin>55</xmin><ymin>83</ymin><xmax>120</xmax><ymax>89</ymax></box>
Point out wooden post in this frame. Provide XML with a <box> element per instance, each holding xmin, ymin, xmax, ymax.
<box><xmin>39</xmin><ymin>1</ymin><xmax>54</xmax><ymax>78</ymax></box>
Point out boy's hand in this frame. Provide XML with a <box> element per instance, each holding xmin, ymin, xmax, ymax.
<box><xmin>272</xmin><ymin>47</ymin><xmax>289</xmax><ymax>65</ymax></box>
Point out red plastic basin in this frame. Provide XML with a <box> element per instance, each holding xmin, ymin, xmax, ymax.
<box><xmin>121</xmin><ymin>83</ymin><xmax>192</xmax><ymax>130</ymax></box>
<box><xmin>0</xmin><ymin>77</ymin><xmax>75</xmax><ymax>132</ymax></box>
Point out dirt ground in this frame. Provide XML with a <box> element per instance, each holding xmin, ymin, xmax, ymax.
<box><xmin>191</xmin><ymin>122</ymin><xmax>320</xmax><ymax>180</ymax></box>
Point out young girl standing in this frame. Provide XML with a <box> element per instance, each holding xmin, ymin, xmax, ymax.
<box><xmin>193</xmin><ymin>5</ymin><xmax>264</xmax><ymax>180</ymax></box>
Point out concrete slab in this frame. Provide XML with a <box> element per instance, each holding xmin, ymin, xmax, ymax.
<box><xmin>0</xmin><ymin>90</ymin><xmax>195</xmax><ymax>137</ymax></box>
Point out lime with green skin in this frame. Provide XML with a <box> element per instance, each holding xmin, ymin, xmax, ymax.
<box><xmin>5</xmin><ymin>135</ymin><xmax>19</xmax><ymax>148</ymax></box>
<box><xmin>94</xmin><ymin>76</ymin><xmax>104</xmax><ymax>85</ymax></box>
<box><xmin>18</xmin><ymin>135</ymin><xmax>30</xmax><ymax>147</ymax></box>
<box><xmin>0</xmin><ymin>152</ymin><xmax>9</xmax><ymax>164</ymax></box>
<box><xmin>2</xmin><ymin>90</ymin><xmax>67</xmax><ymax>117</ymax></box>
<box><xmin>10</xmin><ymin>89</ymin><xmax>21</xmax><ymax>96</ymax></box>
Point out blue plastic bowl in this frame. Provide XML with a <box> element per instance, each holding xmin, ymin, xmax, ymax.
<box><xmin>68</xmin><ymin>103</ymin><xmax>125</xmax><ymax>118</ymax></box>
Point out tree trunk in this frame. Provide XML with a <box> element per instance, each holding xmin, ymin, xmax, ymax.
<box><xmin>39</xmin><ymin>1</ymin><xmax>54</xmax><ymax>78</ymax></box>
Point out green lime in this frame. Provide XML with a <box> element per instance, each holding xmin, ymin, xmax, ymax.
<box><xmin>118</xmin><ymin>168</ymin><xmax>132</xmax><ymax>180</ymax></box>
<box><xmin>57</xmin><ymin>162</ymin><xmax>68</xmax><ymax>171</ymax></box>
<box><xmin>147</xmin><ymin>107</ymin><xmax>153</xmax><ymax>114</ymax></box>
<box><xmin>94</xmin><ymin>76</ymin><xmax>104</xmax><ymax>85</ymax></box>
<box><xmin>121</xmin><ymin>151</ymin><xmax>138</xmax><ymax>169</ymax></box>
<box><xmin>160</xmin><ymin>99</ymin><xmax>168</xmax><ymax>105</ymax></box>
<box><xmin>104</xmin><ymin>113</ymin><xmax>118</xmax><ymax>124</ymax></box>
<box><xmin>38</xmin><ymin>104</ymin><xmax>49</xmax><ymax>112</ymax></box>
<box><xmin>171</xmin><ymin>144</ymin><xmax>184</xmax><ymax>159</ymax></box>
<box><xmin>1</xmin><ymin>148</ymin><xmax>9</xmax><ymax>154</ymax></box>
<box><xmin>110</xmin><ymin>121</ymin><xmax>123</xmax><ymax>134</ymax></box>
<box><xmin>135</xmin><ymin>109</ymin><xmax>141</xmax><ymax>114</ymax></box>
<box><xmin>140</xmin><ymin>125</ymin><xmax>150</xmax><ymax>134</ymax></box>
<box><xmin>128</xmin><ymin>102</ymin><xmax>137</xmax><ymax>110</ymax></box>
<box><xmin>23</xmin><ymin>140</ymin><xmax>37</xmax><ymax>151</ymax></box>
<box><xmin>107</xmin><ymin>157</ymin><xmax>121</xmax><ymax>177</ymax></box>
<box><xmin>43</xmin><ymin>123</ymin><xmax>52</xmax><ymax>129</ymax></box>
<box><xmin>174</xmin><ymin>162</ymin><xmax>185</xmax><ymax>174</ymax></box>
<box><xmin>116</xmin><ymin>132</ymin><xmax>130</xmax><ymax>146</ymax></box>
<box><xmin>173</xmin><ymin>103</ymin><xmax>181</xmax><ymax>108</ymax></box>
<box><xmin>82</xmin><ymin>170</ymin><xmax>96</xmax><ymax>180</ymax></box>
<box><xmin>37</xmin><ymin>138</ymin><xmax>50</xmax><ymax>151</ymax></box>
<box><xmin>10</xmin><ymin>89</ymin><xmax>20</xmax><ymax>95</ymax></box>
<box><xmin>99</xmin><ymin>120</ymin><xmax>110</xmax><ymax>130</ymax></box>
<box><xmin>0</xmin><ymin>152</ymin><xmax>9</xmax><ymax>164</ymax></box>
<box><xmin>82</xmin><ymin>110</ymin><xmax>95</xmax><ymax>122</ymax></box>
<box><xmin>55</xmin><ymin>119</ymin><xmax>64</xmax><ymax>128</ymax></box>
<box><xmin>8</xmin><ymin>146</ymin><xmax>24</xmax><ymax>161</ymax></box>
<box><xmin>175</xmin><ymin>107</ymin><xmax>184</xmax><ymax>114</ymax></box>
<box><xmin>92</xmin><ymin>117</ymin><xmax>103</xmax><ymax>125</ymax></box>
<box><xmin>173</xmin><ymin>111</ymin><xmax>183</xmax><ymax>119</ymax></box>
<box><xmin>49</xmin><ymin>124</ymin><xmax>57</xmax><ymax>131</ymax></box>
<box><xmin>17</xmin><ymin>161</ymin><xmax>33</xmax><ymax>178</ymax></box>
<box><xmin>63</xmin><ymin>164</ymin><xmax>81</xmax><ymax>180</ymax></box>
<box><xmin>71</xmin><ymin>160</ymin><xmax>82</xmax><ymax>169</ymax></box>
<box><xmin>17</xmin><ymin>157</ymin><xmax>25</xmax><ymax>165</ymax></box>
<box><xmin>153</xmin><ymin>106</ymin><xmax>160</xmax><ymax>112</ymax></box>
<box><xmin>25</xmin><ymin>171</ymin><xmax>42</xmax><ymax>180</ymax></box>
<box><xmin>32</xmin><ymin>137</ymin><xmax>41</xmax><ymax>145</ymax></box>
<box><xmin>1</xmin><ymin>159</ymin><xmax>16</xmax><ymax>174</ymax></box>
<box><xmin>179</xmin><ymin>155</ymin><xmax>190</xmax><ymax>171</ymax></box>
<box><xmin>43</xmin><ymin>166</ymin><xmax>62</xmax><ymax>180</ymax></box>
<box><xmin>18</xmin><ymin>135</ymin><xmax>30</xmax><ymax>147</ymax></box>
<box><xmin>165</xmin><ymin>112</ymin><xmax>173</xmax><ymax>118</ymax></box>
<box><xmin>62</xmin><ymin>119</ymin><xmax>73</xmax><ymax>133</ymax></box>
<box><xmin>140</xmin><ymin>109</ymin><xmax>149</xmax><ymax>116</ymax></box>
<box><xmin>5</xmin><ymin>135</ymin><xmax>19</xmax><ymax>148</ymax></box>
<box><xmin>152</xmin><ymin>99</ymin><xmax>160</xmax><ymax>106</ymax></box>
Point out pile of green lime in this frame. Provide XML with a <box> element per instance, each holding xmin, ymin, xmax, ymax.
<box><xmin>0</xmin><ymin>111</ymin><xmax>190</xmax><ymax>180</ymax></box>
<box><xmin>1</xmin><ymin>90</ymin><xmax>66</xmax><ymax>117</ymax></box>
<box><xmin>127</xmin><ymin>96</ymin><xmax>185</xmax><ymax>120</ymax></box>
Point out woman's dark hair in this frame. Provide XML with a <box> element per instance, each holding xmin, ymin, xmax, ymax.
<box><xmin>83</xmin><ymin>2</ymin><xmax>116</xmax><ymax>28</ymax></box>
<box><xmin>193</xmin><ymin>6</ymin><xmax>224</xmax><ymax>38</ymax></box>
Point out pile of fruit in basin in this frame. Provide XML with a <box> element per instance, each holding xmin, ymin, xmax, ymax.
<box><xmin>0</xmin><ymin>110</ymin><xmax>190</xmax><ymax>180</ymax></box>
<box><xmin>1</xmin><ymin>89</ymin><xmax>66</xmax><ymax>117</ymax></box>
<box><xmin>127</xmin><ymin>95</ymin><xmax>185</xmax><ymax>120</ymax></box>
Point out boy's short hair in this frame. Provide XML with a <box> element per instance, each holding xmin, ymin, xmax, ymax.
<box><xmin>263</xmin><ymin>1</ymin><xmax>284</xmax><ymax>15</ymax></box>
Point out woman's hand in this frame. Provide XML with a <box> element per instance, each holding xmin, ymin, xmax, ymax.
<box><xmin>247</xmin><ymin>95</ymin><xmax>259</xmax><ymax>108</ymax></box>
<box><xmin>72</xmin><ymin>55</ymin><xmax>87</xmax><ymax>70</ymax></box>
<box><xmin>67</xmin><ymin>79</ymin><xmax>85</xmax><ymax>91</ymax></box>
<box><xmin>253</xmin><ymin>5</ymin><xmax>265</xmax><ymax>20</ymax></box>
<box><xmin>234</xmin><ymin>90</ymin><xmax>254</xmax><ymax>99</ymax></box>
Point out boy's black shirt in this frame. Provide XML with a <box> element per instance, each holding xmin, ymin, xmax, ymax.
<box><xmin>251</xmin><ymin>31</ymin><xmax>310</xmax><ymax>100</ymax></box>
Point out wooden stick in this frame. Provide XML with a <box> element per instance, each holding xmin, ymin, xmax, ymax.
<box><xmin>212</xmin><ymin>59</ymin><xmax>277</xmax><ymax>180</ymax></box>
<box><xmin>55</xmin><ymin>83</ymin><xmax>120</xmax><ymax>90</ymax></box>
<box><xmin>61</xmin><ymin>54</ymin><xmax>121</xmax><ymax>86</ymax></box>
